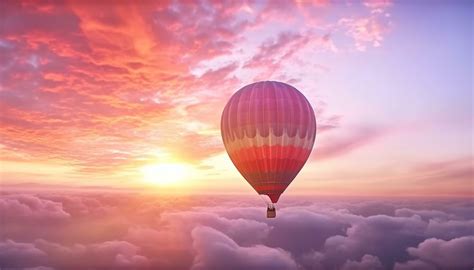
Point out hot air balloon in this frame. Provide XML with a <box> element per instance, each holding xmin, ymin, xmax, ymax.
<box><xmin>221</xmin><ymin>81</ymin><xmax>316</xmax><ymax>218</ymax></box>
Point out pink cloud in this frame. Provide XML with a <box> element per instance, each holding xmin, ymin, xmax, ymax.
<box><xmin>394</xmin><ymin>259</ymin><xmax>436</xmax><ymax>270</ymax></box>
<box><xmin>0</xmin><ymin>191</ymin><xmax>472</xmax><ymax>269</ymax></box>
<box><xmin>311</xmin><ymin>126</ymin><xmax>388</xmax><ymax>160</ymax></box>
<box><xmin>243</xmin><ymin>31</ymin><xmax>322</xmax><ymax>81</ymax></box>
<box><xmin>426</xmin><ymin>220</ymin><xmax>474</xmax><ymax>240</ymax></box>
<box><xmin>0</xmin><ymin>240</ymin><xmax>47</xmax><ymax>268</ymax></box>
<box><xmin>338</xmin><ymin>1</ymin><xmax>391</xmax><ymax>52</ymax></box>
<box><xmin>0</xmin><ymin>194</ymin><xmax>70</xmax><ymax>222</ymax></box>
<box><xmin>0</xmin><ymin>0</ymin><xmax>394</xmax><ymax>181</ymax></box>
<box><xmin>341</xmin><ymin>254</ymin><xmax>383</xmax><ymax>270</ymax></box>
<box><xmin>407</xmin><ymin>237</ymin><xmax>474</xmax><ymax>269</ymax></box>
<box><xmin>191</xmin><ymin>226</ymin><xmax>297</xmax><ymax>270</ymax></box>
<box><xmin>1</xmin><ymin>1</ymin><xmax>249</xmax><ymax>173</ymax></box>
<box><xmin>363</xmin><ymin>0</ymin><xmax>392</xmax><ymax>14</ymax></box>
<box><xmin>11</xmin><ymin>239</ymin><xmax>149</xmax><ymax>269</ymax></box>
<box><xmin>321</xmin><ymin>215</ymin><xmax>427</xmax><ymax>269</ymax></box>
<box><xmin>407</xmin><ymin>157</ymin><xmax>474</xmax><ymax>191</ymax></box>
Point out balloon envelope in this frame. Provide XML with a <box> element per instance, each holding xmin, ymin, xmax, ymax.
<box><xmin>221</xmin><ymin>81</ymin><xmax>316</xmax><ymax>203</ymax></box>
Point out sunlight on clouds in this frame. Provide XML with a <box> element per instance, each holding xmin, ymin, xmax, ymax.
<box><xmin>0</xmin><ymin>160</ymin><xmax>74</xmax><ymax>175</ymax></box>
<box><xmin>183</xmin><ymin>121</ymin><xmax>220</xmax><ymax>136</ymax></box>
<box><xmin>140</xmin><ymin>163</ymin><xmax>193</xmax><ymax>186</ymax></box>
<box><xmin>0</xmin><ymin>160</ymin><xmax>76</xmax><ymax>184</ymax></box>
<box><xmin>201</xmin><ymin>153</ymin><xmax>236</xmax><ymax>173</ymax></box>
<box><xmin>147</xmin><ymin>148</ymin><xmax>172</xmax><ymax>160</ymax></box>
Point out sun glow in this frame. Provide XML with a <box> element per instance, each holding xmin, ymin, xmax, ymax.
<box><xmin>141</xmin><ymin>163</ymin><xmax>190</xmax><ymax>185</ymax></box>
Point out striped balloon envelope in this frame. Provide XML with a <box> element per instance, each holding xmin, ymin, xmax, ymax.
<box><xmin>221</xmin><ymin>81</ymin><xmax>316</xmax><ymax>216</ymax></box>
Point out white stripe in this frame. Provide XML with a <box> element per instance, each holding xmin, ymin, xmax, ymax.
<box><xmin>223</xmin><ymin>128</ymin><xmax>315</xmax><ymax>154</ymax></box>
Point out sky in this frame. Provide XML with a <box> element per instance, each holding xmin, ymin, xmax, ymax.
<box><xmin>1</xmin><ymin>0</ymin><xmax>473</xmax><ymax>198</ymax></box>
<box><xmin>0</xmin><ymin>1</ymin><xmax>473</xmax><ymax>269</ymax></box>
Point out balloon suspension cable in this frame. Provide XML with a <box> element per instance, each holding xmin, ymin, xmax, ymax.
<box><xmin>260</xmin><ymin>194</ymin><xmax>276</xmax><ymax>218</ymax></box>
<box><xmin>266</xmin><ymin>201</ymin><xmax>275</xmax><ymax>209</ymax></box>
<box><xmin>259</xmin><ymin>194</ymin><xmax>272</xmax><ymax>207</ymax></box>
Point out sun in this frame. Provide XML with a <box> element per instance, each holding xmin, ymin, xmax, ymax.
<box><xmin>140</xmin><ymin>163</ymin><xmax>190</xmax><ymax>185</ymax></box>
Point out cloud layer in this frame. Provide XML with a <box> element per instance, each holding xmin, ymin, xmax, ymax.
<box><xmin>1</xmin><ymin>191</ymin><xmax>472</xmax><ymax>269</ymax></box>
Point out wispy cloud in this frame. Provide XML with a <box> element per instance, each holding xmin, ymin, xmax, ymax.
<box><xmin>0</xmin><ymin>0</ymin><xmax>393</xmax><ymax>182</ymax></box>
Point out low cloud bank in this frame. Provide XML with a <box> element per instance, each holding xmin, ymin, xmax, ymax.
<box><xmin>0</xmin><ymin>192</ymin><xmax>472</xmax><ymax>269</ymax></box>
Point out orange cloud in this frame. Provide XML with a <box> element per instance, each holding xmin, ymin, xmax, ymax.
<box><xmin>0</xmin><ymin>0</ymin><xmax>394</xmax><ymax>186</ymax></box>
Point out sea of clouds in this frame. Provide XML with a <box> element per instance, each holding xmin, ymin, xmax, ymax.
<box><xmin>0</xmin><ymin>191</ymin><xmax>473</xmax><ymax>270</ymax></box>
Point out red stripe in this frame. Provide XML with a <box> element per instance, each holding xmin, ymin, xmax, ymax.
<box><xmin>237</xmin><ymin>162</ymin><xmax>304</xmax><ymax>174</ymax></box>
<box><xmin>254</xmin><ymin>184</ymin><xmax>288</xmax><ymax>191</ymax></box>
<box><xmin>232</xmin><ymin>145</ymin><xmax>311</xmax><ymax>163</ymax></box>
